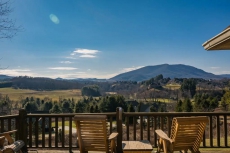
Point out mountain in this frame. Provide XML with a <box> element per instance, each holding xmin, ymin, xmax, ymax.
<box><xmin>218</xmin><ymin>74</ymin><xmax>230</xmax><ymax>78</ymax></box>
<box><xmin>0</xmin><ymin>75</ymin><xmax>12</xmax><ymax>80</ymax></box>
<box><xmin>109</xmin><ymin>64</ymin><xmax>223</xmax><ymax>81</ymax></box>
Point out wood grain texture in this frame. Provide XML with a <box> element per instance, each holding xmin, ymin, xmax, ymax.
<box><xmin>155</xmin><ymin>116</ymin><xmax>209</xmax><ymax>153</ymax></box>
<box><xmin>122</xmin><ymin>140</ymin><xmax>153</xmax><ymax>152</ymax></box>
<box><xmin>74</xmin><ymin>115</ymin><xmax>118</xmax><ymax>153</ymax></box>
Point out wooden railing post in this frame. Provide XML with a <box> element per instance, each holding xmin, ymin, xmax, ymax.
<box><xmin>18</xmin><ymin>109</ymin><xmax>27</xmax><ymax>152</ymax></box>
<box><xmin>116</xmin><ymin>107</ymin><xmax>123</xmax><ymax>153</ymax></box>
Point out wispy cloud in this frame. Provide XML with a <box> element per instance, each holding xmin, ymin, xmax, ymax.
<box><xmin>80</xmin><ymin>55</ymin><xmax>96</xmax><ymax>58</ymax></box>
<box><xmin>71</xmin><ymin>48</ymin><xmax>100</xmax><ymax>58</ymax></box>
<box><xmin>48</xmin><ymin>67</ymin><xmax>77</xmax><ymax>70</ymax></box>
<box><xmin>60</xmin><ymin>61</ymin><xmax>72</xmax><ymax>64</ymax></box>
<box><xmin>121</xmin><ymin>66</ymin><xmax>144</xmax><ymax>73</ymax></box>
<box><xmin>221</xmin><ymin>71</ymin><xmax>230</xmax><ymax>74</ymax></box>
<box><xmin>210</xmin><ymin>67</ymin><xmax>220</xmax><ymax>69</ymax></box>
<box><xmin>0</xmin><ymin>69</ymin><xmax>35</xmax><ymax>76</ymax></box>
<box><xmin>55</xmin><ymin>72</ymin><xmax>116</xmax><ymax>79</ymax></box>
<box><xmin>65</xmin><ymin>56</ymin><xmax>77</xmax><ymax>59</ymax></box>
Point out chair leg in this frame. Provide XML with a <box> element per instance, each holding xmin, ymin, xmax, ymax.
<box><xmin>156</xmin><ymin>138</ymin><xmax>163</xmax><ymax>153</ymax></box>
<box><xmin>162</xmin><ymin>140</ymin><xmax>168</xmax><ymax>153</ymax></box>
<box><xmin>110</xmin><ymin>139</ymin><xmax>116</xmax><ymax>153</ymax></box>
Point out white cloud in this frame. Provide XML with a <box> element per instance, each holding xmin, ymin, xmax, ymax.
<box><xmin>48</xmin><ymin>67</ymin><xmax>78</xmax><ymax>70</ymax></box>
<box><xmin>210</xmin><ymin>67</ymin><xmax>220</xmax><ymax>69</ymax></box>
<box><xmin>55</xmin><ymin>72</ymin><xmax>117</xmax><ymax>79</ymax></box>
<box><xmin>73</xmin><ymin>48</ymin><xmax>99</xmax><ymax>54</ymax></box>
<box><xmin>0</xmin><ymin>69</ymin><xmax>35</xmax><ymax>76</ymax></box>
<box><xmin>60</xmin><ymin>61</ymin><xmax>72</xmax><ymax>64</ymax></box>
<box><xmin>121</xmin><ymin>66</ymin><xmax>144</xmax><ymax>73</ymax></box>
<box><xmin>80</xmin><ymin>55</ymin><xmax>96</xmax><ymax>58</ymax></box>
<box><xmin>70</xmin><ymin>48</ymin><xmax>100</xmax><ymax>58</ymax></box>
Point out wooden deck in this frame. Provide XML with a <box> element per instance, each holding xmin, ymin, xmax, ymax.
<box><xmin>27</xmin><ymin>148</ymin><xmax>230</xmax><ymax>153</ymax></box>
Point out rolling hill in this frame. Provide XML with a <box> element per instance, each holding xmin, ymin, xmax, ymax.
<box><xmin>109</xmin><ymin>64</ymin><xmax>223</xmax><ymax>81</ymax></box>
<box><xmin>0</xmin><ymin>75</ymin><xmax>12</xmax><ymax>80</ymax></box>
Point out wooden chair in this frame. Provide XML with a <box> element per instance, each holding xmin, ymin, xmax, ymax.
<box><xmin>0</xmin><ymin>130</ymin><xmax>24</xmax><ymax>153</ymax></box>
<box><xmin>74</xmin><ymin>115</ymin><xmax>118</xmax><ymax>153</ymax></box>
<box><xmin>155</xmin><ymin>116</ymin><xmax>209</xmax><ymax>153</ymax></box>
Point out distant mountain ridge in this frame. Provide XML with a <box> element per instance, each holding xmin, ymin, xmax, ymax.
<box><xmin>0</xmin><ymin>75</ymin><xmax>13</xmax><ymax>80</ymax></box>
<box><xmin>1</xmin><ymin>64</ymin><xmax>230</xmax><ymax>82</ymax></box>
<box><xmin>109</xmin><ymin>64</ymin><xmax>225</xmax><ymax>81</ymax></box>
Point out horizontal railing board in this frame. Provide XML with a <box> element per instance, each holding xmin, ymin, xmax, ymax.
<box><xmin>1</xmin><ymin>111</ymin><xmax>230</xmax><ymax>151</ymax></box>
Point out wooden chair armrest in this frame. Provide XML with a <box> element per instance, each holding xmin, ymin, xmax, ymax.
<box><xmin>2</xmin><ymin>148</ymin><xmax>14</xmax><ymax>153</ymax></box>
<box><xmin>155</xmin><ymin>129</ymin><xmax>173</xmax><ymax>143</ymax></box>
<box><xmin>108</xmin><ymin>132</ymin><xmax>118</xmax><ymax>140</ymax></box>
<box><xmin>0</xmin><ymin>130</ymin><xmax>17</xmax><ymax>145</ymax></box>
<box><xmin>0</xmin><ymin>130</ymin><xmax>17</xmax><ymax>136</ymax></box>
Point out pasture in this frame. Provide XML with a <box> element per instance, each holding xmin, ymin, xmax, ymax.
<box><xmin>0</xmin><ymin>87</ymin><xmax>82</xmax><ymax>101</ymax></box>
<box><xmin>163</xmin><ymin>83</ymin><xmax>181</xmax><ymax>90</ymax></box>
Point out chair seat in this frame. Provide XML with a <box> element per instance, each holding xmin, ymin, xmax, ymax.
<box><xmin>74</xmin><ymin>115</ymin><xmax>118</xmax><ymax>153</ymax></box>
<box><xmin>155</xmin><ymin>116</ymin><xmax>208</xmax><ymax>153</ymax></box>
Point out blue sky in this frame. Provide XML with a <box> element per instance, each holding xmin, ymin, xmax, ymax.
<box><xmin>1</xmin><ymin>0</ymin><xmax>230</xmax><ymax>79</ymax></box>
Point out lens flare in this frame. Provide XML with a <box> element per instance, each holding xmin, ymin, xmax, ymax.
<box><xmin>49</xmin><ymin>14</ymin><xmax>60</xmax><ymax>24</ymax></box>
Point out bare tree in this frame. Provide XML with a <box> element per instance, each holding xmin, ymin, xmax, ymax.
<box><xmin>0</xmin><ymin>0</ymin><xmax>21</xmax><ymax>39</ymax></box>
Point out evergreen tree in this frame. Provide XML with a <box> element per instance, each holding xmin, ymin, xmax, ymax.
<box><xmin>126</xmin><ymin>104</ymin><xmax>135</xmax><ymax>124</ymax></box>
<box><xmin>180</xmin><ymin>79</ymin><xmax>197</xmax><ymax>98</ymax></box>
<box><xmin>94</xmin><ymin>105</ymin><xmax>100</xmax><ymax>113</ymax></box>
<box><xmin>99</xmin><ymin>95</ymin><xmax>127</xmax><ymax>112</ymax></box>
<box><xmin>137</xmin><ymin>102</ymin><xmax>142</xmax><ymax>112</ymax></box>
<box><xmin>49</xmin><ymin>104</ymin><xmax>62</xmax><ymax>113</ymax></box>
<box><xmin>182</xmin><ymin>98</ymin><xmax>193</xmax><ymax>112</ymax></box>
<box><xmin>24</xmin><ymin>102</ymin><xmax>39</xmax><ymax>113</ymax></box>
<box><xmin>62</xmin><ymin>101</ymin><xmax>73</xmax><ymax>113</ymax></box>
<box><xmin>175</xmin><ymin>100</ymin><xmax>183</xmax><ymax>112</ymax></box>
<box><xmin>74</xmin><ymin>101</ymin><xmax>85</xmax><ymax>113</ymax></box>
<box><xmin>221</xmin><ymin>90</ymin><xmax>230</xmax><ymax>111</ymax></box>
<box><xmin>150</xmin><ymin>105</ymin><xmax>157</xmax><ymax>112</ymax></box>
<box><xmin>41</xmin><ymin>101</ymin><xmax>53</xmax><ymax>111</ymax></box>
<box><xmin>90</xmin><ymin>105</ymin><xmax>94</xmax><ymax>113</ymax></box>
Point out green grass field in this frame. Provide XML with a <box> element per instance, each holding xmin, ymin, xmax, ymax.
<box><xmin>163</xmin><ymin>83</ymin><xmax>181</xmax><ymax>90</ymax></box>
<box><xmin>204</xmin><ymin>137</ymin><xmax>230</xmax><ymax>147</ymax></box>
<box><xmin>137</xmin><ymin>98</ymin><xmax>176</xmax><ymax>103</ymax></box>
<box><xmin>0</xmin><ymin>87</ymin><xmax>82</xmax><ymax>101</ymax></box>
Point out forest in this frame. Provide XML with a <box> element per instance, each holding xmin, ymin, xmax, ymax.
<box><xmin>0</xmin><ymin>74</ymin><xmax>230</xmax><ymax>115</ymax></box>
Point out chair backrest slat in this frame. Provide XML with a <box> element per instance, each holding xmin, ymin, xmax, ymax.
<box><xmin>170</xmin><ymin>116</ymin><xmax>208</xmax><ymax>152</ymax></box>
<box><xmin>74</xmin><ymin>115</ymin><xmax>109</xmax><ymax>152</ymax></box>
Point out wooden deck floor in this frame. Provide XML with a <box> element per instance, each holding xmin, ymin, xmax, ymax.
<box><xmin>27</xmin><ymin>148</ymin><xmax>230</xmax><ymax>153</ymax></box>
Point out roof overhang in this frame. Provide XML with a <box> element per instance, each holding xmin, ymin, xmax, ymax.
<box><xmin>202</xmin><ymin>26</ymin><xmax>230</xmax><ymax>50</ymax></box>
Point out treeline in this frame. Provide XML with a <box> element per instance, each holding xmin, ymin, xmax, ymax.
<box><xmin>141</xmin><ymin>74</ymin><xmax>170</xmax><ymax>87</ymax></box>
<box><xmin>11</xmin><ymin>76</ymin><xmax>83</xmax><ymax>90</ymax></box>
<box><xmin>0</xmin><ymin>95</ymin><xmax>12</xmax><ymax>115</ymax></box>
<box><xmin>20</xmin><ymin>95</ymin><xmax>128</xmax><ymax>113</ymax></box>
<box><xmin>0</xmin><ymin>81</ymin><xmax>12</xmax><ymax>88</ymax></box>
<box><xmin>81</xmin><ymin>85</ymin><xmax>101</xmax><ymax>97</ymax></box>
<box><xmin>175</xmin><ymin>91</ymin><xmax>226</xmax><ymax>112</ymax></box>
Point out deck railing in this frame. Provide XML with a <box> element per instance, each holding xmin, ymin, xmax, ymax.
<box><xmin>0</xmin><ymin>108</ymin><xmax>230</xmax><ymax>152</ymax></box>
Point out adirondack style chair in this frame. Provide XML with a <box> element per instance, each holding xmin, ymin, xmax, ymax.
<box><xmin>155</xmin><ymin>116</ymin><xmax>209</xmax><ymax>153</ymax></box>
<box><xmin>0</xmin><ymin>130</ymin><xmax>24</xmax><ymax>153</ymax></box>
<box><xmin>74</xmin><ymin>115</ymin><xmax>118</xmax><ymax>153</ymax></box>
